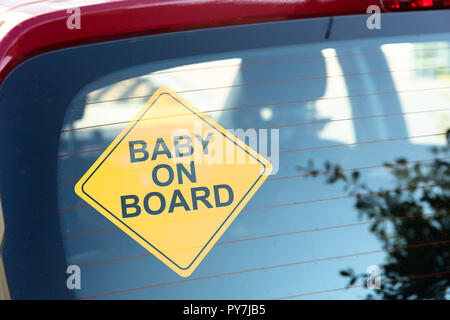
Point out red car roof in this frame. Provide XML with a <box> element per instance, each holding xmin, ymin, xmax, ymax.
<box><xmin>0</xmin><ymin>0</ymin><xmax>383</xmax><ymax>84</ymax></box>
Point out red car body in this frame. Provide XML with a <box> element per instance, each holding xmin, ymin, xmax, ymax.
<box><xmin>0</xmin><ymin>0</ymin><xmax>385</xmax><ymax>84</ymax></box>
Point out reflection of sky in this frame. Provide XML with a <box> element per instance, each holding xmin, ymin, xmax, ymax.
<box><xmin>315</xmin><ymin>48</ymin><xmax>355</xmax><ymax>144</ymax></box>
<box><xmin>66</xmin><ymin>58</ymin><xmax>243</xmax><ymax>134</ymax></box>
<box><xmin>57</xmin><ymin>33</ymin><xmax>450</xmax><ymax>299</ymax></box>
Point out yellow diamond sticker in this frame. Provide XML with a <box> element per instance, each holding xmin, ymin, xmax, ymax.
<box><xmin>75</xmin><ymin>87</ymin><xmax>272</xmax><ymax>277</ymax></box>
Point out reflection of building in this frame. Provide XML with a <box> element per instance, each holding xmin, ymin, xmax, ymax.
<box><xmin>414</xmin><ymin>42</ymin><xmax>450</xmax><ymax>78</ymax></box>
<box><xmin>383</xmin><ymin>42</ymin><xmax>450</xmax><ymax>145</ymax></box>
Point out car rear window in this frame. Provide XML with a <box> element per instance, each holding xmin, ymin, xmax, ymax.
<box><xmin>1</xmin><ymin>10</ymin><xmax>449</xmax><ymax>299</ymax></box>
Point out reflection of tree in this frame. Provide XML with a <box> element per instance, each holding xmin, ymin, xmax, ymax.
<box><xmin>297</xmin><ymin>130</ymin><xmax>450</xmax><ymax>300</ymax></box>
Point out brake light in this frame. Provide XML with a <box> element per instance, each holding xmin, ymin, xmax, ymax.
<box><xmin>383</xmin><ymin>0</ymin><xmax>450</xmax><ymax>10</ymax></box>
